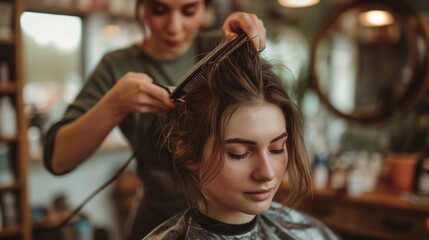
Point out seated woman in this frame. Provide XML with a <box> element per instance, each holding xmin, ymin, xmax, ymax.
<box><xmin>144</xmin><ymin>38</ymin><xmax>339</xmax><ymax>239</ymax></box>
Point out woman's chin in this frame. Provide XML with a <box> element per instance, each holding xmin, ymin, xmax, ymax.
<box><xmin>159</xmin><ymin>42</ymin><xmax>190</xmax><ymax>59</ymax></box>
<box><xmin>242</xmin><ymin>201</ymin><xmax>272</xmax><ymax>215</ymax></box>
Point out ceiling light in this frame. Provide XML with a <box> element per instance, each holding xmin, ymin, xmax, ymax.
<box><xmin>358</xmin><ymin>10</ymin><xmax>394</xmax><ymax>27</ymax></box>
<box><xmin>278</xmin><ymin>0</ymin><xmax>319</xmax><ymax>8</ymax></box>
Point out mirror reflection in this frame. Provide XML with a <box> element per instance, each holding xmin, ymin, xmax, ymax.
<box><xmin>310</xmin><ymin>0</ymin><xmax>429</xmax><ymax>123</ymax></box>
<box><xmin>21</xmin><ymin>12</ymin><xmax>83</xmax><ymax>132</ymax></box>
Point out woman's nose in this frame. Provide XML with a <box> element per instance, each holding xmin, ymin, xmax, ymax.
<box><xmin>252</xmin><ymin>153</ymin><xmax>276</xmax><ymax>181</ymax></box>
<box><xmin>166</xmin><ymin>12</ymin><xmax>182</xmax><ymax>35</ymax></box>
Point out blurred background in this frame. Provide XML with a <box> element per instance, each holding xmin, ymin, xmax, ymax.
<box><xmin>1</xmin><ymin>0</ymin><xmax>429</xmax><ymax>239</ymax></box>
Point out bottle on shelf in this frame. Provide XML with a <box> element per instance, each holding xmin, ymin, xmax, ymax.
<box><xmin>0</xmin><ymin>62</ymin><xmax>10</xmax><ymax>85</ymax></box>
<box><xmin>0</xmin><ymin>202</ymin><xmax>3</xmax><ymax>230</ymax></box>
<box><xmin>313</xmin><ymin>153</ymin><xmax>330</xmax><ymax>190</ymax></box>
<box><xmin>0</xmin><ymin>143</ymin><xmax>14</xmax><ymax>187</ymax></box>
<box><xmin>0</xmin><ymin>2</ymin><xmax>13</xmax><ymax>40</ymax></box>
<box><xmin>415</xmin><ymin>157</ymin><xmax>429</xmax><ymax>195</ymax></box>
<box><xmin>0</xmin><ymin>95</ymin><xmax>17</xmax><ymax>138</ymax></box>
<box><xmin>2</xmin><ymin>192</ymin><xmax>18</xmax><ymax>227</ymax></box>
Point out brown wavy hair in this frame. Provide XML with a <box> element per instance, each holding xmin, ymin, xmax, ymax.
<box><xmin>164</xmin><ymin>38</ymin><xmax>312</xmax><ymax>209</ymax></box>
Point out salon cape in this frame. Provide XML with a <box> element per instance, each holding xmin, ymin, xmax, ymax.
<box><xmin>143</xmin><ymin>202</ymin><xmax>340</xmax><ymax>240</ymax></box>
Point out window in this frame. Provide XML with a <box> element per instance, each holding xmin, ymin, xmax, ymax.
<box><xmin>21</xmin><ymin>12</ymin><xmax>83</xmax><ymax>128</ymax></box>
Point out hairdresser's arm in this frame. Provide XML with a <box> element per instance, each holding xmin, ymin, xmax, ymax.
<box><xmin>222</xmin><ymin>12</ymin><xmax>266</xmax><ymax>51</ymax></box>
<box><xmin>51</xmin><ymin>72</ymin><xmax>174</xmax><ymax>174</ymax></box>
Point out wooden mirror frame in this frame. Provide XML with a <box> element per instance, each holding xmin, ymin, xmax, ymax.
<box><xmin>309</xmin><ymin>0</ymin><xmax>429</xmax><ymax>124</ymax></box>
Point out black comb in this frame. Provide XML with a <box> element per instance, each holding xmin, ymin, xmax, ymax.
<box><xmin>169</xmin><ymin>32</ymin><xmax>248</xmax><ymax>102</ymax></box>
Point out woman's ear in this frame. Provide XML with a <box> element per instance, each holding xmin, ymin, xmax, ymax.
<box><xmin>185</xmin><ymin>161</ymin><xmax>200</xmax><ymax>171</ymax></box>
<box><xmin>177</xmin><ymin>140</ymin><xmax>201</xmax><ymax>171</ymax></box>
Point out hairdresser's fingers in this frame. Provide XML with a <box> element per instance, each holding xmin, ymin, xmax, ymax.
<box><xmin>110</xmin><ymin>72</ymin><xmax>174</xmax><ymax>114</ymax></box>
<box><xmin>135</xmin><ymin>76</ymin><xmax>175</xmax><ymax>113</ymax></box>
<box><xmin>127</xmin><ymin>72</ymin><xmax>172</xmax><ymax>108</ymax></box>
<box><xmin>137</xmin><ymin>89</ymin><xmax>172</xmax><ymax>110</ymax></box>
<box><xmin>222</xmin><ymin>12</ymin><xmax>266</xmax><ymax>51</ymax></box>
<box><xmin>139</xmin><ymin>79</ymin><xmax>175</xmax><ymax>109</ymax></box>
<box><xmin>255</xmin><ymin>18</ymin><xmax>266</xmax><ymax>51</ymax></box>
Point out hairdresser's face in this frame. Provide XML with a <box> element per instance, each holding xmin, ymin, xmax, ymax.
<box><xmin>201</xmin><ymin>103</ymin><xmax>288</xmax><ymax>224</ymax></box>
<box><xmin>143</xmin><ymin>0</ymin><xmax>205</xmax><ymax>59</ymax></box>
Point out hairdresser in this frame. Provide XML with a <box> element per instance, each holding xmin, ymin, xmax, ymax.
<box><xmin>43</xmin><ymin>0</ymin><xmax>266</xmax><ymax>239</ymax></box>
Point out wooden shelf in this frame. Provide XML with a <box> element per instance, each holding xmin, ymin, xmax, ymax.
<box><xmin>278</xmin><ymin>180</ymin><xmax>429</xmax><ymax>212</ymax></box>
<box><xmin>0</xmin><ymin>136</ymin><xmax>18</xmax><ymax>143</ymax></box>
<box><xmin>25</xmin><ymin>4</ymin><xmax>91</xmax><ymax>16</ymax></box>
<box><xmin>0</xmin><ymin>182</ymin><xmax>19</xmax><ymax>192</ymax></box>
<box><xmin>0</xmin><ymin>0</ymin><xmax>31</xmax><ymax>239</ymax></box>
<box><xmin>276</xmin><ymin>181</ymin><xmax>429</xmax><ymax>239</ymax></box>
<box><xmin>25</xmin><ymin>1</ymin><xmax>134</xmax><ymax>20</ymax></box>
<box><xmin>0</xmin><ymin>83</ymin><xmax>17</xmax><ymax>93</ymax></box>
<box><xmin>342</xmin><ymin>184</ymin><xmax>429</xmax><ymax>212</ymax></box>
<box><xmin>0</xmin><ymin>225</ymin><xmax>21</xmax><ymax>238</ymax></box>
<box><xmin>0</xmin><ymin>38</ymin><xmax>14</xmax><ymax>46</ymax></box>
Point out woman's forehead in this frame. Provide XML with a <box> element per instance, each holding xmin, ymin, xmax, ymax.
<box><xmin>223</xmin><ymin>103</ymin><xmax>287</xmax><ymax>141</ymax></box>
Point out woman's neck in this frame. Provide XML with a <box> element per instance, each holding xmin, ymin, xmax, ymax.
<box><xmin>140</xmin><ymin>37</ymin><xmax>192</xmax><ymax>61</ymax></box>
<box><xmin>192</xmin><ymin>208</ymin><xmax>257</xmax><ymax>236</ymax></box>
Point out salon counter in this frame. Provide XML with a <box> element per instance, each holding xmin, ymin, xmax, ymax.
<box><xmin>275</xmin><ymin>181</ymin><xmax>429</xmax><ymax>240</ymax></box>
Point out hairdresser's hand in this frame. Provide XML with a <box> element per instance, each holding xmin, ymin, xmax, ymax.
<box><xmin>104</xmin><ymin>72</ymin><xmax>174</xmax><ymax>117</ymax></box>
<box><xmin>222</xmin><ymin>12</ymin><xmax>266</xmax><ymax>52</ymax></box>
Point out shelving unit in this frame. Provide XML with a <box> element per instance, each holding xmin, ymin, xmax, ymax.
<box><xmin>275</xmin><ymin>182</ymin><xmax>429</xmax><ymax>239</ymax></box>
<box><xmin>0</xmin><ymin>0</ymin><xmax>31</xmax><ymax>239</ymax></box>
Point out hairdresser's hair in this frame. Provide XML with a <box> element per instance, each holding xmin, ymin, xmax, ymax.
<box><xmin>165</xmin><ymin>38</ymin><xmax>312</xmax><ymax>209</ymax></box>
<box><xmin>136</xmin><ymin>0</ymin><xmax>211</xmax><ymax>36</ymax></box>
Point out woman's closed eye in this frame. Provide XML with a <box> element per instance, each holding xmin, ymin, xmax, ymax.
<box><xmin>269</xmin><ymin>148</ymin><xmax>285</xmax><ymax>154</ymax></box>
<box><xmin>269</xmin><ymin>140</ymin><xmax>287</xmax><ymax>154</ymax></box>
<box><xmin>150</xmin><ymin>5</ymin><xmax>168</xmax><ymax>15</ymax></box>
<box><xmin>182</xmin><ymin>4</ymin><xmax>199</xmax><ymax>16</ymax></box>
<box><xmin>149</xmin><ymin>2</ymin><xmax>199</xmax><ymax>17</ymax></box>
<box><xmin>228</xmin><ymin>152</ymin><xmax>251</xmax><ymax>160</ymax></box>
<box><xmin>228</xmin><ymin>148</ymin><xmax>284</xmax><ymax>159</ymax></box>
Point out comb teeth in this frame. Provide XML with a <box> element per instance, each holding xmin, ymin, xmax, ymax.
<box><xmin>170</xmin><ymin>71</ymin><xmax>207</xmax><ymax>101</ymax></box>
<box><xmin>182</xmin><ymin>72</ymin><xmax>207</xmax><ymax>92</ymax></box>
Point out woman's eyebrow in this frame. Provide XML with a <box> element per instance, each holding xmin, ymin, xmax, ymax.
<box><xmin>147</xmin><ymin>0</ymin><xmax>168</xmax><ymax>8</ymax></box>
<box><xmin>147</xmin><ymin>0</ymin><xmax>200</xmax><ymax>8</ymax></box>
<box><xmin>182</xmin><ymin>1</ymin><xmax>200</xmax><ymax>8</ymax></box>
<box><xmin>271</xmin><ymin>132</ymin><xmax>288</xmax><ymax>143</ymax></box>
<box><xmin>224</xmin><ymin>132</ymin><xmax>288</xmax><ymax>145</ymax></box>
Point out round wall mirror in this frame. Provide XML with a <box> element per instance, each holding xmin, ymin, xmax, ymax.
<box><xmin>310</xmin><ymin>0</ymin><xmax>429</xmax><ymax>124</ymax></box>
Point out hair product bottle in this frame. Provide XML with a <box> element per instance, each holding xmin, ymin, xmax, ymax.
<box><xmin>0</xmin><ymin>96</ymin><xmax>17</xmax><ymax>138</ymax></box>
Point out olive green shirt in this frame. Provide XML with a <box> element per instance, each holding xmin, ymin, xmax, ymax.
<box><xmin>43</xmin><ymin>32</ymin><xmax>221</xmax><ymax>239</ymax></box>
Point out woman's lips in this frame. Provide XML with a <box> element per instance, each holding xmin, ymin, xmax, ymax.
<box><xmin>244</xmin><ymin>189</ymin><xmax>273</xmax><ymax>201</ymax></box>
<box><xmin>165</xmin><ymin>39</ymin><xmax>181</xmax><ymax>47</ymax></box>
